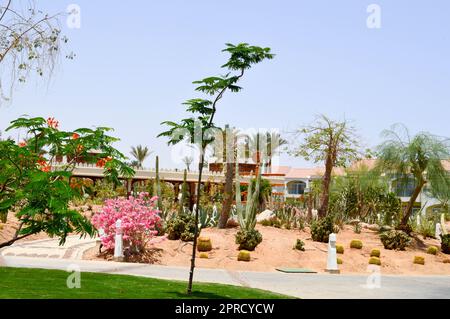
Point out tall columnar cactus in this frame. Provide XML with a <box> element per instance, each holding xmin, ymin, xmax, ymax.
<box><xmin>154</xmin><ymin>156</ymin><xmax>162</xmax><ymax>209</ymax></box>
<box><xmin>179</xmin><ymin>169</ymin><xmax>189</xmax><ymax>215</ymax></box>
<box><xmin>441</xmin><ymin>213</ymin><xmax>448</xmax><ymax>235</ymax></box>
<box><xmin>235</xmin><ymin>161</ymin><xmax>261</xmax><ymax>231</ymax></box>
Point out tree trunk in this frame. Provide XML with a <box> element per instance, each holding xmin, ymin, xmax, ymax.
<box><xmin>187</xmin><ymin>152</ymin><xmax>205</xmax><ymax>294</ymax></box>
<box><xmin>218</xmin><ymin>162</ymin><xmax>234</xmax><ymax>228</ymax></box>
<box><xmin>318</xmin><ymin>154</ymin><xmax>333</xmax><ymax>218</ymax></box>
<box><xmin>400</xmin><ymin>180</ymin><xmax>426</xmax><ymax>227</ymax></box>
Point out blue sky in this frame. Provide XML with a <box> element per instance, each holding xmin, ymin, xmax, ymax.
<box><xmin>1</xmin><ymin>0</ymin><xmax>449</xmax><ymax>169</ymax></box>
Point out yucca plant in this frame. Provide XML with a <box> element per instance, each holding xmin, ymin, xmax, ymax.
<box><xmin>235</xmin><ymin>161</ymin><xmax>263</xmax><ymax>250</ymax></box>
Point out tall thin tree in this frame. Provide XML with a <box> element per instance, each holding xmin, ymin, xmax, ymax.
<box><xmin>159</xmin><ymin>43</ymin><xmax>274</xmax><ymax>294</ymax></box>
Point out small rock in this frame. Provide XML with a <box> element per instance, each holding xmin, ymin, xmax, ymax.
<box><xmin>256</xmin><ymin>209</ymin><xmax>275</xmax><ymax>222</ymax></box>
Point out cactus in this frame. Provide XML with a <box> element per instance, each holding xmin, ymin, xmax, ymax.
<box><xmin>197</xmin><ymin>237</ymin><xmax>212</xmax><ymax>252</ymax></box>
<box><xmin>237</xmin><ymin>250</ymin><xmax>251</xmax><ymax>262</ymax></box>
<box><xmin>336</xmin><ymin>244</ymin><xmax>344</xmax><ymax>254</ymax></box>
<box><xmin>199</xmin><ymin>252</ymin><xmax>209</xmax><ymax>259</ymax></box>
<box><xmin>350</xmin><ymin>239</ymin><xmax>363</xmax><ymax>249</ymax></box>
<box><xmin>235</xmin><ymin>161</ymin><xmax>260</xmax><ymax>232</ymax></box>
<box><xmin>441</xmin><ymin>213</ymin><xmax>448</xmax><ymax>235</ymax></box>
<box><xmin>426</xmin><ymin>246</ymin><xmax>438</xmax><ymax>255</ymax></box>
<box><xmin>413</xmin><ymin>256</ymin><xmax>425</xmax><ymax>265</ymax></box>
<box><xmin>337</xmin><ymin>257</ymin><xmax>343</xmax><ymax>265</ymax></box>
<box><xmin>369</xmin><ymin>257</ymin><xmax>381</xmax><ymax>265</ymax></box>
<box><xmin>370</xmin><ymin>249</ymin><xmax>381</xmax><ymax>258</ymax></box>
<box><xmin>154</xmin><ymin>156</ymin><xmax>162</xmax><ymax>210</ymax></box>
<box><xmin>179</xmin><ymin>169</ymin><xmax>189</xmax><ymax>215</ymax></box>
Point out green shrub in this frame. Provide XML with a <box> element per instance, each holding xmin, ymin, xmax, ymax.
<box><xmin>370</xmin><ymin>249</ymin><xmax>381</xmax><ymax>258</ymax></box>
<box><xmin>294</xmin><ymin>239</ymin><xmax>305</xmax><ymax>251</ymax></box>
<box><xmin>369</xmin><ymin>257</ymin><xmax>381</xmax><ymax>265</ymax></box>
<box><xmin>237</xmin><ymin>250</ymin><xmax>251</xmax><ymax>262</ymax></box>
<box><xmin>426</xmin><ymin>246</ymin><xmax>438</xmax><ymax>255</ymax></box>
<box><xmin>197</xmin><ymin>237</ymin><xmax>212</xmax><ymax>252</ymax></box>
<box><xmin>260</xmin><ymin>217</ymin><xmax>281</xmax><ymax>228</ymax></box>
<box><xmin>336</xmin><ymin>244</ymin><xmax>344</xmax><ymax>254</ymax></box>
<box><xmin>353</xmin><ymin>223</ymin><xmax>362</xmax><ymax>234</ymax></box>
<box><xmin>440</xmin><ymin>234</ymin><xmax>450</xmax><ymax>254</ymax></box>
<box><xmin>235</xmin><ymin>229</ymin><xmax>262</xmax><ymax>251</ymax></box>
<box><xmin>413</xmin><ymin>256</ymin><xmax>425</xmax><ymax>265</ymax></box>
<box><xmin>350</xmin><ymin>239</ymin><xmax>363</xmax><ymax>249</ymax></box>
<box><xmin>380</xmin><ymin>230</ymin><xmax>411</xmax><ymax>250</ymax></box>
<box><xmin>165</xmin><ymin>213</ymin><xmax>196</xmax><ymax>242</ymax></box>
<box><xmin>311</xmin><ymin>216</ymin><xmax>335</xmax><ymax>243</ymax></box>
<box><xmin>337</xmin><ymin>257</ymin><xmax>343</xmax><ymax>265</ymax></box>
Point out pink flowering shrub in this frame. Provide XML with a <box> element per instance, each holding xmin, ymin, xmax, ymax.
<box><xmin>92</xmin><ymin>193</ymin><xmax>162</xmax><ymax>253</ymax></box>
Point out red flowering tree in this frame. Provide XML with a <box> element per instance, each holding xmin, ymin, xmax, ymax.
<box><xmin>0</xmin><ymin>116</ymin><xmax>134</xmax><ymax>248</ymax></box>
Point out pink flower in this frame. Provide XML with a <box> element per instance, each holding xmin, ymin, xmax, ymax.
<box><xmin>91</xmin><ymin>193</ymin><xmax>162</xmax><ymax>252</ymax></box>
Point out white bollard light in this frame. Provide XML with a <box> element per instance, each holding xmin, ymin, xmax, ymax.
<box><xmin>326</xmin><ymin>233</ymin><xmax>340</xmax><ymax>274</ymax></box>
<box><xmin>113</xmin><ymin>219</ymin><xmax>124</xmax><ymax>262</ymax></box>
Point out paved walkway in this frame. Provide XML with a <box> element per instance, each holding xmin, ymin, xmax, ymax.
<box><xmin>1</xmin><ymin>237</ymin><xmax>449</xmax><ymax>299</ymax></box>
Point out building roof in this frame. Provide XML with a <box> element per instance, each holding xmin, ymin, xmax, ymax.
<box><xmin>271</xmin><ymin>166</ymin><xmax>344</xmax><ymax>179</ymax></box>
<box><xmin>272</xmin><ymin>158</ymin><xmax>450</xmax><ymax>180</ymax></box>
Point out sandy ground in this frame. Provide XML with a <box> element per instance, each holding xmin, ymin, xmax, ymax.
<box><xmin>84</xmin><ymin>224</ymin><xmax>450</xmax><ymax>275</ymax></box>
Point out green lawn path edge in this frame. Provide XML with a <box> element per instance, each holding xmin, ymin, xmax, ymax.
<box><xmin>0</xmin><ymin>267</ymin><xmax>293</xmax><ymax>299</ymax></box>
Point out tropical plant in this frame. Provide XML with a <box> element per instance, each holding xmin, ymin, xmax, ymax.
<box><xmin>130</xmin><ymin>145</ymin><xmax>152</xmax><ymax>169</ymax></box>
<box><xmin>0</xmin><ymin>116</ymin><xmax>134</xmax><ymax>248</ymax></box>
<box><xmin>290</xmin><ymin>115</ymin><xmax>360</xmax><ymax>218</ymax></box>
<box><xmin>380</xmin><ymin>230</ymin><xmax>411</xmax><ymax>250</ymax></box>
<box><xmin>91</xmin><ymin>193</ymin><xmax>161</xmax><ymax>254</ymax></box>
<box><xmin>158</xmin><ymin>43</ymin><xmax>273</xmax><ymax>293</ymax></box>
<box><xmin>376</xmin><ymin>124</ymin><xmax>450</xmax><ymax>229</ymax></box>
<box><xmin>310</xmin><ymin>215</ymin><xmax>335</xmax><ymax>243</ymax></box>
<box><xmin>235</xmin><ymin>161</ymin><xmax>263</xmax><ymax>250</ymax></box>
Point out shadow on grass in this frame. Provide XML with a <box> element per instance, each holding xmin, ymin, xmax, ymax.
<box><xmin>166</xmin><ymin>291</ymin><xmax>232</xmax><ymax>299</ymax></box>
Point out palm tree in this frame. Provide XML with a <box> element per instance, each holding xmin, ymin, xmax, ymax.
<box><xmin>245</xmin><ymin>131</ymin><xmax>287</xmax><ymax>172</ymax></box>
<box><xmin>182</xmin><ymin>156</ymin><xmax>193</xmax><ymax>172</ymax></box>
<box><xmin>376</xmin><ymin>124</ymin><xmax>450</xmax><ymax>228</ymax></box>
<box><xmin>130</xmin><ymin>145</ymin><xmax>152</xmax><ymax>169</ymax></box>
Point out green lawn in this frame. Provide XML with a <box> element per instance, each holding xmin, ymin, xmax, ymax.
<box><xmin>0</xmin><ymin>267</ymin><xmax>290</xmax><ymax>299</ymax></box>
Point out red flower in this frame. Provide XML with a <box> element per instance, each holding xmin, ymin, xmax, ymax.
<box><xmin>76</xmin><ymin>144</ymin><xmax>84</xmax><ymax>153</ymax></box>
<box><xmin>72</xmin><ymin>133</ymin><xmax>80</xmax><ymax>140</ymax></box>
<box><xmin>47</xmin><ymin>117</ymin><xmax>59</xmax><ymax>129</ymax></box>
<box><xmin>40</xmin><ymin>165</ymin><xmax>51</xmax><ymax>172</ymax></box>
<box><xmin>18</xmin><ymin>141</ymin><xmax>27</xmax><ymax>147</ymax></box>
<box><xmin>36</xmin><ymin>158</ymin><xmax>47</xmax><ymax>166</ymax></box>
<box><xmin>96</xmin><ymin>156</ymin><xmax>113</xmax><ymax>168</ymax></box>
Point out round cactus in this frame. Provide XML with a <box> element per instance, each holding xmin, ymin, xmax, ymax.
<box><xmin>197</xmin><ymin>237</ymin><xmax>212</xmax><ymax>252</ymax></box>
<box><xmin>350</xmin><ymin>239</ymin><xmax>363</xmax><ymax>249</ymax></box>
<box><xmin>413</xmin><ymin>256</ymin><xmax>425</xmax><ymax>265</ymax></box>
<box><xmin>426</xmin><ymin>246</ymin><xmax>438</xmax><ymax>255</ymax></box>
<box><xmin>369</xmin><ymin>257</ymin><xmax>381</xmax><ymax>265</ymax></box>
<box><xmin>443</xmin><ymin>258</ymin><xmax>450</xmax><ymax>264</ymax></box>
<box><xmin>237</xmin><ymin>250</ymin><xmax>251</xmax><ymax>262</ymax></box>
<box><xmin>337</xmin><ymin>257</ymin><xmax>343</xmax><ymax>265</ymax></box>
<box><xmin>336</xmin><ymin>244</ymin><xmax>344</xmax><ymax>254</ymax></box>
<box><xmin>370</xmin><ymin>249</ymin><xmax>380</xmax><ymax>258</ymax></box>
<box><xmin>199</xmin><ymin>252</ymin><xmax>209</xmax><ymax>259</ymax></box>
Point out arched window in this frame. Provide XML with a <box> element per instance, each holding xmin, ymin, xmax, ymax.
<box><xmin>287</xmin><ymin>181</ymin><xmax>306</xmax><ymax>195</ymax></box>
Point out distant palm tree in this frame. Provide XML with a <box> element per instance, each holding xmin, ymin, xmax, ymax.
<box><xmin>130</xmin><ymin>145</ymin><xmax>152</xmax><ymax>169</ymax></box>
<box><xmin>182</xmin><ymin>156</ymin><xmax>193</xmax><ymax>171</ymax></box>
<box><xmin>245</xmin><ymin>131</ymin><xmax>287</xmax><ymax>172</ymax></box>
